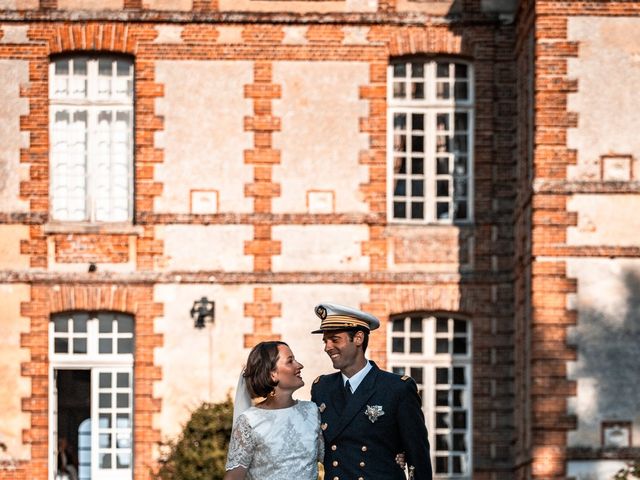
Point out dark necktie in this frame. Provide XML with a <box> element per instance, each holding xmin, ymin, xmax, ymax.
<box><xmin>344</xmin><ymin>380</ymin><xmax>353</xmax><ymax>401</ymax></box>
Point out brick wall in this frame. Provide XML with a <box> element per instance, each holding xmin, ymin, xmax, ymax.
<box><xmin>0</xmin><ymin>2</ymin><xmax>520</xmax><ymax>478</ymax></box>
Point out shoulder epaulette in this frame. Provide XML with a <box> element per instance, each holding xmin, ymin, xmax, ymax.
<box><xmin>313</xmin><ymin>375</ymin><xmax>322</xmax><ymax>384</ymax></box>
<box><xmin>401</xmin><ymin>375</ymin><xmax>411</xmax><ymax>381</ymax></box>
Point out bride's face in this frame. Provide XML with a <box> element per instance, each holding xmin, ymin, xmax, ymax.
<box><xmin>271</xmin><ymin>345</ymin><xmax>305</xmax><ymax>392</ymax></box>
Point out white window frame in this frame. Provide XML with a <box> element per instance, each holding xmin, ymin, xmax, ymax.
<box><xmin>387</xmin><ymin>58</ymin><xmax>474</xmax><ymax>224</ymax></box>
<box><xmin>48</xmin><ymin>312</ymin><xmax>134</xmax><ymax>480</ymax></box>
<box><xmin>388</xmin><ymin>314</ymin><xmax>473</xmax><ymax>479</ymax></box>
<box><xmin>49</xmin><ymin>55</ymin><xmax>134</xmax><ymax>223</ymax></box>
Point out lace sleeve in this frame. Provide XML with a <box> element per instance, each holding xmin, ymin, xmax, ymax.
<box><xmin>225</xmin><ymin>414</ymin><xmax>256</xmax><ymax>471</ymax></box>
<box><xmin>315</xmin><ymin>409</ymin><xmax>324</xmax><ymax>462</ymax></box>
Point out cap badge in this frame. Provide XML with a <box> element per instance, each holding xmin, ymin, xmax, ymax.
<box><xmin>364</xmin><ymin>405</ymin><xmax>385</xmax><ymax>423</ymax></box>
<box><xmin>315</xmin><ymin>305</ymin><xmax>327</xmax><ymax>319</ymax></box>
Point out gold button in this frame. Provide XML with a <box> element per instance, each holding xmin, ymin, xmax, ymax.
<box><xmin>360</xmin><ymin>461</ymin><xmax>365</xmax><ymax>467</ymax></box>
<box><xmin>358</xmin><ymin>477</ymin><xmax>364</xmax><ymax>480</ymax></box>
<box><xmin>321</xmin><ymin>423</ymin><xmax>328</xmax><ymax>431</ymax></box>
<box><xmin>361</xmin><ymin>445</ymin><xmax>367</xmax><ymax>452</ymax></box>
<box><xmin>332</xmin><ymin>460</ymin><xmax>339</xmax><ymax>467</ymax></box>
<box><xmin>333</xmin><ymin>477</ymin><xmax>339</xmax><ymax>480</ymax></box>
<box><xmin>331</xmin><ymin>445</ymin><xmax>337</xmax><ymax>451</ymax></box>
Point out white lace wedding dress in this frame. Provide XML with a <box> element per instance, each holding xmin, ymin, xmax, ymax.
<box><xmin>225</xmin><ymin>400</ymin><xmax>323</xmax><ymax>480</ymax></box>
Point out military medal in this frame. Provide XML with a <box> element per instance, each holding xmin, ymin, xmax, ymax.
<box><xmin>364</xmin><ymin>405</ymin><xmax>385</xmax><ymax>423</ymax></box>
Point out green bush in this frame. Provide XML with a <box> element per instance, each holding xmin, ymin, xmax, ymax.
<box><xmin>614</xmin><ymin>461</ymin><xmax>640</xmax><ymax>480</ymax></box>
<box><xmin>154</xmin><ymin>399</ymin><xmax>234</xmax><ymax>480</ymax></box>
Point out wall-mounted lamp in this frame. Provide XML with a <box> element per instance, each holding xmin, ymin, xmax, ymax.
<box><xmin>190</xmin><ymin>297</ymin><xmax>215</xmax><ymax>329</ymax></box>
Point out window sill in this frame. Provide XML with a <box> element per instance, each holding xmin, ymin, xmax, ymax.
<box><xmin>43</xmin><ymin>222</ymin><xmax>144</xmax><ymax>236</ymax></box>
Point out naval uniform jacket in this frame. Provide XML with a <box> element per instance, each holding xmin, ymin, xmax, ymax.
<box><xmin>311</xmin><ymin>362</ymin><xmax>432</xmax><ymax>480</ymax></box>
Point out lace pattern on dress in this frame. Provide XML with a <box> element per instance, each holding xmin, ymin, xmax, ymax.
<box><xmin>226</xmin><ymin>414</ymin><xmax>255</xmax><ymax>471</ymax></box>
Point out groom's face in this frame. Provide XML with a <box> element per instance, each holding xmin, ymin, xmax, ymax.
<box><xmin>322</xmin><ymin>331</ymin><xmax>361</xmax><ymax>372</ymax></box>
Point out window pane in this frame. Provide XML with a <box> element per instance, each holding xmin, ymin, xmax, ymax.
<box><xmin>411</xmin><ymin>135</ymin><xmax>424</xmax><ymax>152</ymax></box>
<box><xmin>99</xmin><ymin>414</ymin><xmax>111</xmax><ymax>428</ymax></box>
<box><xmin>392</xmin><ymin>337</ymin><xmax>404</xmax><ymax>353</ymax></box>
<box><xmin>99</xmin><ymin>434</ymin><xmax>111</xmax><ymax>448</ymax></box>
<box><xmin>453</xmin><ymin>337</ymin><xmax>467</xmax><ymax>354</ymax></box>
<box><xmin>410</xmin><ymin>367</ymin><xmax>423</xmax><ymax>384</ymax></box>
<box><xmin>436</xmin><ymin>113</ymin><xmax>449</xmax><ymax>131</ymax></box>
<box><xmin>99</xmin><ymin>338</ymin><xmax>113</xmax><ymax>354</ymax></box>
<box><xmin>393</xmin><ymin>82</ymin><xmax>405</xmax><ymax>98</ymax></box>
<box><xmin>100</xmin><ymin>453</ymin><xmax>112</xmax><ymax>469</ymax></box>
<box><xmin>392</xmin><ymin>366</ymin><xmax>405</xmax><ymax>375</ymax></box>
<box><xmin>437</xmin><ymin>202</ymin><xmax>450</xmax><ymax>219</ymax></box>
<box><xmin>392</xmin><ymin>319</ymin><xmax>405</xmax><ymax>332</ymax></box>
<box><xmin>436</xmin><ymin>318</ymin><xmax>448</xmax><ymax>332</ymax></box>
<box><xmin>411</xmin><ymin>158</ymin><xmax>424</xmax><ymax>174</ymax></box>
<box><xmin>454</xmin><ymin>320</ymin><xmax>467</xmax><ymax>333</ymax></box>
<box><xmin>54</xmin><ymin>338</ymin><xmax>69</xmax><ymax>353</ymax></box>
<box><xmin>453</xmin><ymin>433</ymin><xmax>466</xmax><ymax>451</ymax></box>
<box><xmin>118</xmin><ymin>338</ymin><xmax>133</xmax><ymax>354</ymax></box>
<box><xmin>455</xmin><ymin>201</ymin><xmax>468</xmax><ymax>220</ymax></box>
<box><xmin>410</xmin><ymin>202</ymin><xmax>424</xmax><ymax>219</ymax></box>
<box><xmin>452</xmin><ymin>455</ymin><xmax>464</xmax><ymax>473</ymax></box>
<box><xmin>411</xmin><ymin>113</ymin><xmax>424</xmax><ymax>130</ymax></box>
<box><xmin>411</xmin><ymin>180</ymin><xmax>424</xmax><ymax>197</ymax></box>
<box><xmin>455</xmin><ymin>81</ymin><xmax>468</xmax><ymax>100</ymax></box>
<box><xmin>393</xmin><ymin>202</ymin><xmax>406</xmax><ymax>218</ymax></box>
<box><xmin>99</xmin><ymin>373</ymin><xmax>112</xmax><ymax>388</ymax></box>
<box><xmin>436</xmin><ymin>338</ymin><xmax>449</xmax><ymax>354</ymax></box>
<box><xmin>99</xmin><ymin>393</ymin><xmax>111</xmax><ymax>408</ymax></box>
<box><xmin>437</xmin><ymin>157</ymin><xmax>449</xmax><ymax>175</ymax></box>
<box><xmin>55</xmin><ymin>59</ymin><xmax>69</xmax><ymax>75</ymax></box>
<box><xmin>410</xmin><ymin>317</ymin><xmax>422</xmax><ymax>332</ymax></box>
<box><xmin>453</xmin><ymin>367</ymin><xmax>465</xmax><ymax>385</ymax></box>
<box><xmin>394</xmin><ymin>157</ymin><xmax>406</xmax><ymax>174</ymax></box>
<box><xmin>437</xmin><ymin>180</ymin><xmax>449</xmax><ymax>197</ymax></box>
<box><xmin>411</xmin><ymin>62</ymin><xmax>424</xmax><ymax>78</ymax></box>
<box><xmin>436</xmin><ymin>368</ymin><xmax>449</xmax><ymax>384</ymax></box>
<box><xmin>73</xmin><ymin>338</ymin><xmax>87</xmax><ymax>354</ymax></box>
<box><xmin>73</xmin><ymin>315</ymin><xmax>88</xmax><ymax>332</ymax></box>
<box><xmin>411</xmin><ymin>82</ymin><xmax>424</xmax><ymax>99</ymax></box>
<box><xmin>117</xmin><ymin>373</ymin><xmax>129</xmax><ymax>388</ymax></box>
<box><xmin>435</xmin><ymin>456</ymin><xmax>448</xmax><ymax>473</ymax></box>
<box><xmin>99</xmin><ymin>315</ymin><xmax>113</xmax><ymax>333</ymax></box>
<box><xmin>116</xmin><ymin>414</ymin><xmax>131</xmax><ymax>428</ymax></box>
<box><xmin>455</xmin><ymin>112</ymin><xmax>468</xmax><ymax>130</ymax></box>
<box><xmin>436</xmin><ymin>63</ymin><xmax>449</xmax><ymax>77</ymax></box>
<box><xmin>394</xmin><ymin>179</ymin><xmax>406</xmax><ymax>196</ymax></box>
<box><xmin>118</xmin><ymin>315</ymin><xmax>134</xmax><ymax>333</ymax></box>
<box><xmin>393</xmin><ymin>63</ymin><xmax>406</xmax><ymax>77</ymax></box>
<box><xmin>455</xmin><ymin>63</ymin><xmax>468</xmax><ymax>78</ymax></box>
<box><xmin>453</xmin><ymin>411</ymin><xmax>467</xmax><ymax>429</ymax></box>
<box><xmin>436</xmin><ymin>390</ymin><xmax>449</xmax><ymax>406</ymax></box>
<box><xmin>117</xmin><ymin>452</ymin><xmax>131</xmax><ymax>468</ymax></box>
<box><xmin>436</xmin><ymin>412</ymin><xmax>449</xmax><ymax>428</ymax></box>
<box><xmin>436</xmin><ymin>434</ymin><xmax>449</xmax><ymax>451</ymax></box>
<box><xmin>117</xmin><ymin>393</ymin><xmax>129</xmax><ymax>408</ymax></box>
<box><xmin>436</xmin><ymin>82</ymin><xmax>450</xmax><ymax>99</ymax></box>
<box><xmin>409</xmin><ymin>337</ymin><xmax>422</xmax><ymax>353</ymax></box>
<box><xmin>54</xmin><ymin>317</ymin><xmax>69</xmax><ymax>333</ymax></box>
<box><xmin>394</xmin><ymin>113</ymin><xmax>406</xmax><ymax>130</ymax></box>
<box><xmin>453</xmin><ymin>389</ymin><xmax>464</xmax><ymax>407</ymax></box>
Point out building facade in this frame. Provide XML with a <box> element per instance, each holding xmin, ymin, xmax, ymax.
<box><xmin>0</xmin><ymin>0</ymin><xmax>638</xmax><ymax>479</ymax></box>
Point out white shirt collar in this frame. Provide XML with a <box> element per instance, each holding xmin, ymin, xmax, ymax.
<box><xmin>342</xmin><ymin>360</ymin><xmax>372</xmax><ymax>393</ymax></box>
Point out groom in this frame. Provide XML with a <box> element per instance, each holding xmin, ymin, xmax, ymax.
<box><xmin>310</xmin><ymin>303</ymin><xmax>432</xmax><ymax>480</ymax></box>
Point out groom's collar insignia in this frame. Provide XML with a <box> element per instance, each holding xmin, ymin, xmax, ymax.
<box><xmin>313</xmin><ymin>375</ymin><xmax>322</xmax><ymax>384</ymax></box>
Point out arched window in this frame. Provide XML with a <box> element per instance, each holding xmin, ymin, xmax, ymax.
<box><xmin>49</xmin><ymin>55</ymin><xmax>134</xmax><ymax>222</ymax></box>
<box><xmin>388</xmin><ymin>313</ymin><xmax>472</xmax><ymax>478</ymax></box>
<box><xmin>387</xmin><ymin>58</ymin><xmax>474</xmax><ymax>223</ymax></box>
<box><xmin>50</xmin><ymin>312</ymin><xmax>134</xmax><ymax>480</ymax></box>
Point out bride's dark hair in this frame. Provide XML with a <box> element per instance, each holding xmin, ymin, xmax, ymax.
<box><xmin>243</xmin><ymin>341</ymin><xmax>288</xmax><ymax>398</ymax></box>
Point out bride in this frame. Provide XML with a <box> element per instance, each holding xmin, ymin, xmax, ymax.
<box><xmin>224</xmin><ymin>341</ymin><xmax>323</xmax><ymax>480</ymax></box>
